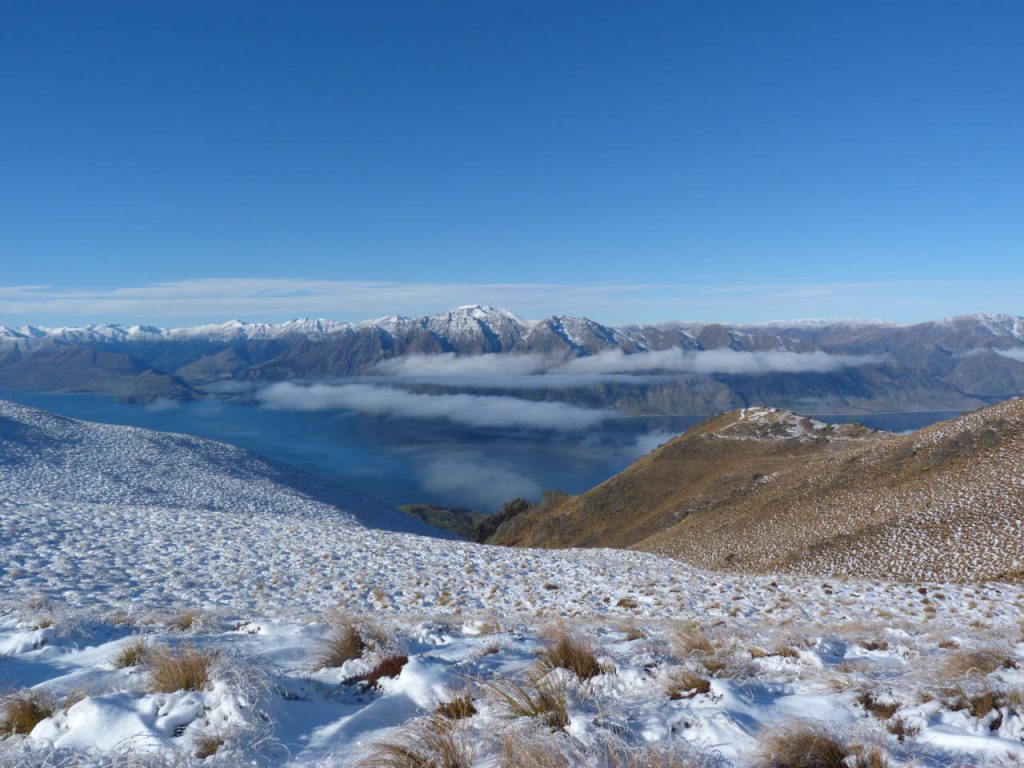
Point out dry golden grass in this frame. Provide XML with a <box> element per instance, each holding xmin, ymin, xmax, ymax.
<box><xmin>435</xmin><ymin>688</ymin><xmax>477</xmax><ymax>720</ymax></box>
<box><xmin>168</xmin><ymin>609</ymin><xmax>206</xmax><ymax>632</ymax></box>
<box><xmin>672</xmin><ymin>621</ymin><xmax>714</xmax><ymax>656</ymax></box>
<box><xmin>352</xmin><ymin>717</ymin><xmax>473</xmax><ymax>768</ymax></box>
<box><xmin>856</xmin><ymin>691</ymin><xmax>900</xmax><ymax>720</ymax></box>
<box><xmin>194</xmin><ymin>733</ymin><xmax>225</xmax><ymax>759</ymax></box>
<box><xmin>366</xmin><ymin>655</ymin><xmax>409</xmax><ymax>689</ymax></box>
<box><xmin>487</xmin><ymin>674</ymin><xmax>569</xmax><ymax>730</ymax></box>
<box><xmin>537</xmin><ymin>626</ymin><xmax>607</xmax><ymax>680</ymax></box>
<box><xmin>111</xmin><ymin>637</ymin><xmax>149</xmax><ymax>669</ymax></box>
<box><xmin>623</xmin><ymin>624</ymin><xmax>646</xmax><ymax>641</ymax></box>
<box><xmin>756</xmin><ymin>723</ymin><xmax>851</xmax><ymax>768</ymax></box>
<box><xmin>147</xmin><ymin>645</ymin><xmax>217</xmax><ymax>693</ymax></box>
<box><xmin>666</xmin><ymin>669</ymin><xmax>711</xmax><ymax>700</ymax></box>
<box><xmin>316</xmin><ymin>622</ymin><xmax>367</xmax><ymax>670</ymax></box>
<box><xmin>0</xmin><ymin>690</ymin><xmax>56</xmax><ymax>737</ymax></box>
<box><xmin>941</xmin><ymin>647</ymin><xmax>1011</xmax><ymax>679</ymax></box>
<box><xmin>498</xmin><ymin>731</ymin><xmax>711</xmax><ymax>768</ymax></box>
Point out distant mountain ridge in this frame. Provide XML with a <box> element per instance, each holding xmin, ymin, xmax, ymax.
<box><xmin>1</xmin><ymin>305</ymin><xmax>1023</xmax><ymax>411</ymax></box>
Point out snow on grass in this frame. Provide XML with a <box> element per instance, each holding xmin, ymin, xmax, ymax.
<box><xmin>2</xmin><ymin>399</ymin><xmax>1024</xmax><ymax>766</ymax></box>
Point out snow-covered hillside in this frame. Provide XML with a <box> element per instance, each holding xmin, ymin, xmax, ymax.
<box><xmin>2</xmin><ymin>401</ymin><xmax>1024</xmax><ymax>766</ymax></box>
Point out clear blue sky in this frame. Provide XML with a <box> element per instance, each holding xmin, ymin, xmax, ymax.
<box><xmin>1</xmin><ymin>1</ymin><xmax>1021</xmax><ymax>326</ymax></box>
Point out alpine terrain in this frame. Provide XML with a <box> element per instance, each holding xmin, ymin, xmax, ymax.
<box><xmin>3</xmin><ymin>400</ymin><xmax>1024</xmax><ymax>766</ymax></box>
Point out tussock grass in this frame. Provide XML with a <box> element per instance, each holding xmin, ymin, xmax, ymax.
<box><xmin>168</xmin><ymin>609</ymin><xmax>206</xmax><ymax>632</ymax></box>
<box><xmin>111</xmin><ymin>637</ymin><xmax>149</xmax><ymax>669</ymax></box>
<box><xmin>666</xmin><ymin>669</ymin><xmax>711</xmax><ymax>700</ymax></box>
<box><xmin>353</xmin><ymin>717</ymin><xmax>473</xmax><ymax>768</ymax></box>
<box><xmin>672</xmin><ymin>621</ymin><xmax>714</xmax><ymax>656</ymax></box>
<box><xmin>0</xmin><ymin>690</ymin><xmax>56</xmax><ymax>737</ymax></box>
<box><xmin>941</xmin><ymin>647</ymin><xmax>1011</xmax><ymax>679</ymax></box>
<box><xmin>194</xmin><ymin>733</ymin><xmax>225</xmax><ymax>759</ymax></box>
<box><xmin>487</xmin><ymin>674</ymin><xmax>569</xmax><ymax>730</ymax></box>
<box><xmin>435</xmin><ymin>688</ymin><xmax>476</xmax><ymax>720</ymax></box>
<box><xmin>498</xmin><ymin>731</ymin><xmax>716</xmax><ymax>768</ymax></box>
<box><xmin>856</xmin><ymin>691</ymin><xmax>899</xmax><ymax>720</ymax></box>
<box><xmin>316</xmin><ymin>622</ymin><xmax>367</xmax><ymax>669</ymax></box>
<box><xmin>537</xmin><ymin>626</ymin><xmax>607</xmax><ymax>680</ymax></box>
<box><xmin>756</xmin><ymin>723</ymin><xmax>851</xmax><ymax>768</ymax></box>
<box><xmin>366</xmin><ymin>655</ymin><xmax>409</xmax><ymax>689</ymax></box>
<box><xmin>147</xmin><ymin>645</ymin><xmax>217</xmax><ymax>693</ymax></box>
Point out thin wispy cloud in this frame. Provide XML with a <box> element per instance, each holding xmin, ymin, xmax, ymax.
<box><xmin>0</xmin><ymin>277</ymin><xmax>1017</xmax><ymax>327</ymax></box>
<box><xmin>0</xmin><ymin>279</ymin><xmax>654</xmax><ymax>327</ymax></box>
<box><xmin>256</xmin><ymin>382</ymin><xmax>613</xmax><ymax>431</ymax></box>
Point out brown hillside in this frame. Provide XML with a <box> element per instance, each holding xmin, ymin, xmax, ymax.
<box><xmin>489</xmin><ymin>400</ymin><xmax>1024</xmax><ymax>582</ymax></box>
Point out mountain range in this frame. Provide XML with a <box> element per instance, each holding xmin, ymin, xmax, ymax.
<box><xmin>2</xmin><ymin>304</ymin><xmax>1023</xmax><ymax>413</ymax></box>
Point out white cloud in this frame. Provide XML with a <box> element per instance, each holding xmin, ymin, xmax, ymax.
<box><xmin>551</xmin><ymin>347</ymin><xmax>880</xmax><ymax>375</ymax></box>
<box><xmin>417</xmin><ymin>453</ymin><xmax>542</xmax><ymax>511</ymax></box>
<box><xmin>1</xmin><ymin>276</ymin><xmax>1016</xmax><ymax>328</ymax></box>
<box><xmin>629</xmin><ymin>430</ymin><xmax>678</xmax><ymax>458</ymax></box>
<box><xmin>996</xmin><ymin>349</ymin><xmax>1024</xmax><ymax>363</ymax></box>
<box><xmin>374</xmin><ymin>347</ymin><xmax>883</xmax><ymax>382</ymax></box>
<box><xmin>0</xmin><ymin>278</ymin><xmax>655</xmax><ymax>327</ymax></box>
<box><xmin>256</xmin><ymin>382</ymin><xmax>613</xmax><ymax>430</ymax></box>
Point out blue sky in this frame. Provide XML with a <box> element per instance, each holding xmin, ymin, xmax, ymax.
<box><xmin>1</xmin><ymin>1</ymin><xmax>1021</xmax><ymax>326</ymax></box>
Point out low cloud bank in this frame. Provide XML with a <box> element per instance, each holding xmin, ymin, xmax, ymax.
<box><xmin>418</xmin><ymin>453</ymin><xmax>542</xmax><ymax>511</ymax></box>
<box><xmin>996</xmin><ymin>349</ymin><xmax>1024</xmax><ymax>363</ymax></box>
<box><xmin>553</xmin><ymin>348</ymin><xmax>881</xmax><ymax>375</ymax></box>
<box><xmin>375</xmin><ymin>347</ymin><xmax>882</xmax><ymax>382</ymax></box>
<box><xmin>257</xmin><ymin>382</ymin><xmax>612</xmax><ymax>431</ymax></box>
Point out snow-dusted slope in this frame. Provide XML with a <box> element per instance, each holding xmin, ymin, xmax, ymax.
<box><xmin>2</xmin><ymin>401</ymin><xmax>1024</xmax><ymax>767</ymax></box>
<box><xmin>0</xmin><ymin>400</ymin><xmax>437</xmax><ymax>536</ymax></box>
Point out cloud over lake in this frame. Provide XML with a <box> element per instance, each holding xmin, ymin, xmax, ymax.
<box><xmin>373</xmin><ymin>348</ymin><xmax>883</xmax><ymax>385</ymax></box>
<box><xmin>256</xmin><ymin>382</ymin><xmax>613</xmax><ymax>431</ymax></box>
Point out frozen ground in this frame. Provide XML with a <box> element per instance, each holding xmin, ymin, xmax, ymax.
<box><xmin>2</xmin><ymin>400</ymin><xmax>1024</xmax><ymax>766</ymax></box>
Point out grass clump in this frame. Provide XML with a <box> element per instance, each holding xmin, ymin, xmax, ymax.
<box><xmin>366</xmin><ymin>654</ymin><xmax>409</xmax><ymax>689</ymax></box>
<box><xmin>0</xmin><ymin>690</ymin><xmax>56</xmax><ymax>737</ymax></box>
<box><xmin>194</xmin><ymin>733</ymin><xmax>225</xmax><ymax>759</ymax></box>
<box><xmin>316</xmin><ymin>621</ymin><xmax>367</xmax><ymax>670</ymax></box>
<box><xmin>666</xmin><ymin>669</ymin><xmax>711</xmax><ymax>700</ymax></box>
<box><xmin>354</xmin><ymin>717</ymin><xmax>473</xmax><ymax>768</ymax></box>
<box><xmin>435</xmin><ymin>688</ymin><xmax>477</xmax><ymax>720</ymax></box>
<box><xmin>111</xmin><ymin>637</ymin><xmax>149</xmax><ymax>669</ymax></box>
<box><xmin>148</xmin><ymin>645</ymin><xmax>218</xmax><ymax>693</ymax></box>
<box><xmin>487</xmin><ymin>674</ymin><xmax>569</xmax><ymax>730</ymax></box>
<box><xmin>168</xmin><ymin>610</ymin><xmax>206</xmax><ymax>633</ymax></box>
<box><xmin>673</xmin><ymin>621</ymin><xmax>714</xmax><ymax>656</ymax></box>
<box><xmin>537</xmin><ymin>626</ymin><xmax>607</xmax><ymax>680</ymax></box>
<box><xmin>856</xmin><ymin>690</ymin><xmax>899</xmax><ymax>720</ymax></box>
<box><xmin>941</xmin><ymin>647</ymin><xmax>1011</xmax><ymax>679</ymax></box>
<box><xmin>756</xmin><ymin>722</ymin><xmax>889</xmax><ymax>768</ymax></box>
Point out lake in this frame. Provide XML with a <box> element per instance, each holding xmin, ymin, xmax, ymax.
<box><xmin>0</xmin><ymin>389</ymin><xmax>961</xmax><ymax>512</ymax></box>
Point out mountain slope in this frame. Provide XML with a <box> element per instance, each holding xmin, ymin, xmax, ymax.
<box><xmin>0</xmin><ymin>399</ymin><xmax>437</xmax><ymax>536</ymax></box>
<box><xmin>3</xmin><ymin>401</ymin><xmax>1024</xmax><ymax>766</ymax></box>
<box><xmin>489</xmin><ymin>400</ymin><xmax>1024</xmax><ymax>582</ymax></box>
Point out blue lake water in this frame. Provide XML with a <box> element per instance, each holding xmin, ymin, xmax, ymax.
<box><xmin>0</xmin><ymin>389</ymin><xmax>961</xmax><ymax>512</ymax></box>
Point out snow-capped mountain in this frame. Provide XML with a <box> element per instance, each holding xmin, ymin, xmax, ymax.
<box><xmin>1</xmin><ymin>307</ymin><xmax>1023</xmax><ymax>411</ymax></box>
